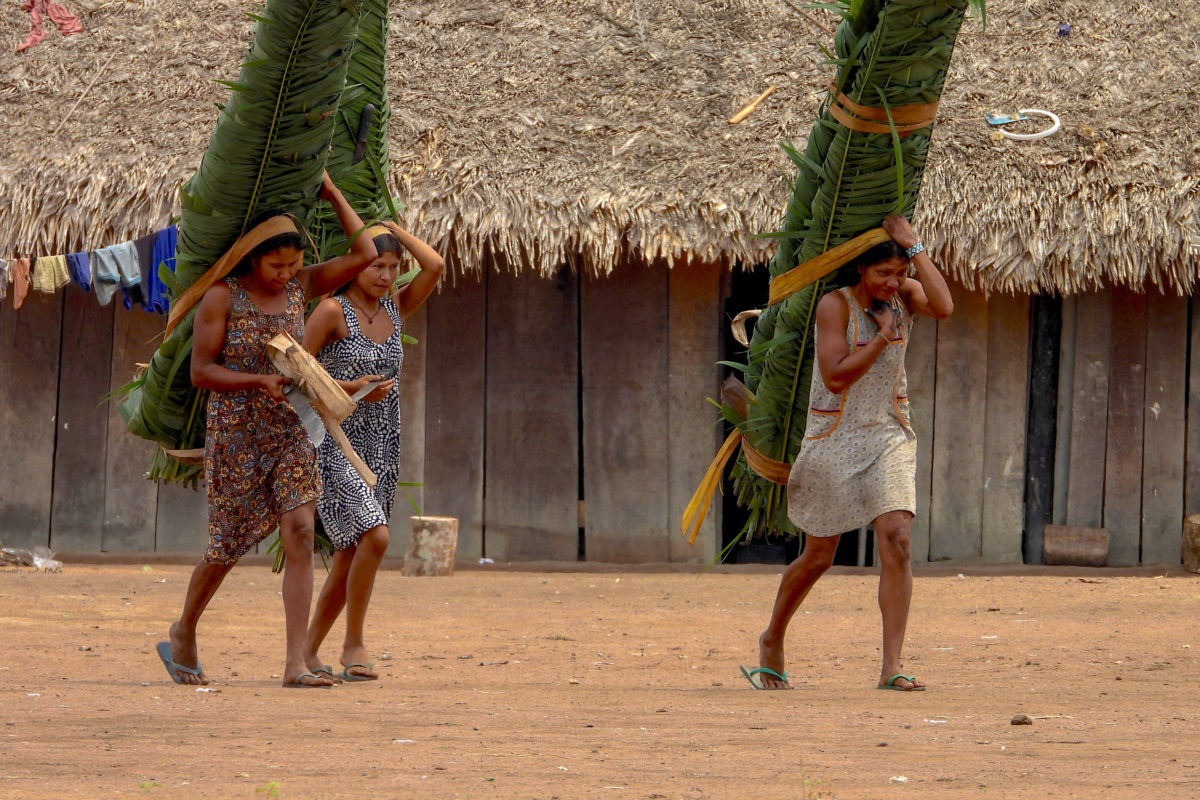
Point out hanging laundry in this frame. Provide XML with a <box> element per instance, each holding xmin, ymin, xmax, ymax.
<box><xmin>31</xmin><ymin>254</ymin><xmax>70</xmax><ymax>293</ymax></box>
<box><xmin>10</xmin><ymin>257</ymin><xmax>31</xmax><ymax>310</ymax></box>
<box><xmin>91</xmin><ymin>241</ymin><xmax>141</xmax><ymax>307</ymax></box>
<box><xmin>152</xmin><ymin>224</ymin><xmax>178</xmax><ymax>304</ymax></box>
<box><xmin>134</xmin><ymin>232</ymin><xmax>168</xmax><ymax>313</ymax></box>
<box><xmin>16</xmin><ymin>0</ymin><xmax>83</xmax><ymax>53</ymax></box>
<box><xmin>66</xmin><ymin>252</ymin><xmax>90</xmax><ymax>292</ymax></box>
<box><xmin>0</xmin><ymin>259</ymin><xmax>8</xmax><ymax>302</ymax></box>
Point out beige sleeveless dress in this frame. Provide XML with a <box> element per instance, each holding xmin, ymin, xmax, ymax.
<box><xmin>786</xmin><ymin>287</ymin><xmax>917</xmax><ymax>536</ymax></box>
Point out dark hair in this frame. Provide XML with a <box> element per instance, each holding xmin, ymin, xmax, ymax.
<box><xmin>232</xmin><ymin>211</ymin><xmax>306</xmax><ymax>274</ymax></box>
<box><xmin>372</xmin><ymin>232</ymin><xmax>402</xmax><ymax>257</ymax></box>
<box><xmin>846</xmin><ymin>240</ymin><xmax>908</xmax><ymax>273</ymax></box>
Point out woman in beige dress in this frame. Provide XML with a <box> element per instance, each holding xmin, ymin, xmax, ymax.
<box><xmin>744</xmin><ymin>215</ymin><xmax>954</xmax><ymax>691</ymax></box>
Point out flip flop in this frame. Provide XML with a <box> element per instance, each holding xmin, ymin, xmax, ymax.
<box><xmin>156</xmin><ymin>640</ymin><xmax>203</xmax><ymax>684</ymax></box>
<box><xmin>312</xmin><ymin>664</ymin><xmax>341</xmax><ymax>683</ymax></box>
<box><xmin>877</xmin><ymin>673</ymin><xmax>926</xmax><ymax>691</ymax></box>
<box><xmin>284</xmin><ymin>672</ymin><xmax>334</xmax><ymax>689</ymax></box>
<box><xmin>337</xmin><ymin>662</ymin><xmax>378</xmax><ymax>682</ymax></box>
<box><xmin>739</xmin><ymin>664</ymin><xmax>790</xmax><ymax>690</ymax></box>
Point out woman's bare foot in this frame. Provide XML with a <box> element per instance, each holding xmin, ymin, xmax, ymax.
<box><xmin>283</xmin><ymin>663</ymin><xmax>335</xmax><ymax>688</ymax></box>
<box><xmin>304</xmin><ymin>653</ymin><xmax>342</xmax><ymax>683</ymax></box>
<box><xmin>756</xmin><ymin>632</ymin><xmax>791</xmax><ymax>689</ymax></box>
<box><xmin>168</xmin><ymin>621</ymin><xmax>208</xmax><ymax>686</ymax></box>
<box><xmin>340</xmin><ymin>645</ymin><xmax>379</xmax><ymax>680</ymax></box>
<box><xmin>878</xmin><ymin>672</ymin><xmax>925</xmax><ymax>691</ymax></box>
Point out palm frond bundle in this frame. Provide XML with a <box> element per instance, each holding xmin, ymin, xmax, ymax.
<box><xmin>117</xmin><ymin>0</ymin><xmax>365</xmax><ymax>486</ymax></box>
<box><xmin>723</xmin><ymin>0</ymin><xmax>980</xmax><ymax>540</ymax></box>
<box><xmin>308</xmin><ymin>0</ymin><xmax>397</xmax><ymax>258</ymax></box>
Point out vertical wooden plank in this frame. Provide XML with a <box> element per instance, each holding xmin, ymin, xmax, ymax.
<box><xmin>980</xmin><ymin>293</ymin><xmax>1030</xmax><ymax>562</ymax></box>
<box><xmin>484</xmin><ymin>266</ymin><xmax>579</xmax><ymax>560</ymax></box>
<box><xmin>906</xmin><ymin>311</ymin><xmax>937</xmax><ymax>563</ymax></box>
<box><xmin>1186</xmin><ymin>296</ymin><xmax>1200</xmax><ymax>518</ymax></box>
<box><xmin>49</xmin><ymin>287</ymin><xmax>114</xmax><ymax>552</ymax></box>
<box><xmin>929</xmin><ymin>284</ymin><xmax>988</xmax><ymax>561</ymax></box>
<box><xmin>101</xmin><ymin>307</ymin><xmax>161</xmax><ymax>552</ymax></box>
<box><xmin>1102</xmin><ymin>287</ymin><xmax>1147</xmax><ymax>566</ymax></box>
<box><xmin>0</xmin><ymin>291</ymin><xmax>62</xmax><ymax>549</ymax></box>
<box><xmin>389</xmin><ymin>302</ymin><xmax>428</xmax><ymax>556</ymax></box>
<box><xmin>582</xmin><ymin>259</ymin><xmax>669</xmax><ymax>563</ymax></box>
<box><xmin>1065</xmin><ymin>290</ymin><xmax>1112</xmax><ymax>528</ymax></box>
<box><xmin>1023</xmin><ymin>294</ymin><xmax>1063</xmax><ymax>564</ymax></box>
<box><xmin>667</xmin><ymin>261</ymin><xmax>722</xmax><ymax>563</ymax></box>
<box><xmin>423</xmin><ymin>269</ymin><xmax>487</xmax><ymax>561</ymax></box>
<box><xmin>154</xmin><ymin>483</ymin><xmax>209</xmax><ymax>553</ymax></box>
<box><xmin>1140</xmin><ymin>290</ymin><xmax>1186</xmax><ymax>564</ymax></box>
<box><xmin>1051</xmin><ymin>295</ymin><xmax>1076</xmax><ymax>526</ymax></box>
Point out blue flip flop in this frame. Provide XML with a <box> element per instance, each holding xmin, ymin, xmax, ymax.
<box><xmin>739</xmin><ymin>664</ymin><xmax>790</xmax><ymax>690</ymax></box>
<box><xmin>284</xmin><ymin>672</ymin><xmax>334</xmax><ymax>689</ymax></box>
<box><xmin>337</xmin><ymin>662</ymin><xmax>378</xmax><ymax>682</ymax></box>
<box><xmin>156</xmin><ymin>640</ymin><xmax>203</xmax><ymax>684</ymax></box>
<box><xmin>878</xmin><ymin>673</ymin><xmax>926</xmax><ymax>691</ymax></box>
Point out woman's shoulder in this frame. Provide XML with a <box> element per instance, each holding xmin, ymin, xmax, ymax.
<box><xmin>816</xmin><ymin>287</ymin><xmax>851</xmax><ymax>316</ymax></box>
<box><xmin>310</xmin><ymin>295</ymin><xmax>347</xmax><ymax>319</ymax></box>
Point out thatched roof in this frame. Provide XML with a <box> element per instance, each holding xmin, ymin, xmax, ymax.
<box><xmin>1</xmin><ymin>0</ymin><xmax>1197</xmax><ymax>294</ymax></box>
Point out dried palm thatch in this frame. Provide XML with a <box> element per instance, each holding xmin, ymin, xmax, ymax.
<box><xmin>0</xmin><ymin>0</ymin><xmax>1197</xmax><ymax>293</ymax></box>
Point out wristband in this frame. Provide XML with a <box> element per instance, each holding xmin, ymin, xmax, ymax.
<box><xmin>905</xmin><ymin>242</ymin><xmax>925</xmax><ymax>258</ymax></box>
<box><xmin>875</xmin><ymin>331</ymin><xmax>890</xmax><ymax>345</ymax></box>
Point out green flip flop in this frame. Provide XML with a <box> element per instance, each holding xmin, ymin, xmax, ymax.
<box><xmin>312</xmin><ymin>664</ymin><xmax>340</xmax><ymax>682</ymax></box>
<box><xmin>878</xmin><ymin>674</ymin><xmax>926</xmax><ymax>691</ymax></box>
<box><xmin>337</xmin><ymin>662</ymin><xmax>379</xmax><ymax>682</ymax></box>
<box><xmin>739</xmin><ymin>664</ymin><xmax>790</xmax><ymax>690</ymax></box>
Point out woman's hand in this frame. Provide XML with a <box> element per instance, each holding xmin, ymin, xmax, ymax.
<box><xmin>318</xmin><ymin>170</ymin><xmax>338</xmax><ymax>203</ymax></box>
<box><xmin>881</xmin><ymin>214</ymin><xmax>918</xmax><ymax>250</ymax></box>
<box><xmin>259</xmin><ymin>374</ymin><xmax>292</xmax><ymax>402</ymax></box>
<box><xmin>864</xmin><ymin>303</ymin><xmax>897</xmax><ymax>340</ymax></box>
<box><xmin>361</xmin><ymin>379</ymin><xmax>394</xmax><ymax>402</ymax></box>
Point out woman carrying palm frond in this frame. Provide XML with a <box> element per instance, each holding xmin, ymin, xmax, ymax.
<box><xmin>742</xmin><ymin>215</ymin><xmax>953</xmax><ymax>692</ymax></box>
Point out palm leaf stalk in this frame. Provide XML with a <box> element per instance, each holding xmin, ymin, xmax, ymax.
<box><xmin>117</xmin><ymin>0</ymin><xmax>365</xmax><ymax>487</ymax></box>
<box><xmin>723</xmin><ymin>0</ymin><xmax>981</xmax><ymax>542</ymax></box>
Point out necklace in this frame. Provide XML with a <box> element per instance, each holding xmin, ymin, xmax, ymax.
<box><xmin>347</xmin><ymin>295</ymin><xmax>383</xmax><ymax>324</ymax></box>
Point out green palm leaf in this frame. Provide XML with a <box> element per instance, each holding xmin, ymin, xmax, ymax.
<box><xmin>727</xmin><ymin>0</ymin><xmax>976</xmax><ymax>538</ymax></box>
<box><xmin>118</xmin><ymin>0</ymin><xmax>365</xmax><ymax>486</ymax></box>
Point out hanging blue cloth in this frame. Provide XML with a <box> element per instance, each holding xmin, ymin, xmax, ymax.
<box><xmin>132</xmin><ymin>231</ymin><xmax>169</xmax><ymax>313</ymax></box>
<box><xmin>66</xmin><ymin>252</ymin><xmax>90</xmax><ymax>292</ymax></box>
<box><xmin>152</xmin><ymin>225</ymin><xmax>178</xmax><ymax>308</ymax></box>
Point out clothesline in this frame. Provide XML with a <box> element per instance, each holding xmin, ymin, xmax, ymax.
<box><xmin>1</xmin><ymin>225</ymin><xmax>177</xmax><ymax>314</ymax></box>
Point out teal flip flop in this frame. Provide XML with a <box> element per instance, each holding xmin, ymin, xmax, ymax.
<box><xmin>156</xmin><ymin>640</ymin><xmax>203</xmax><ymax>684</ymax></box>
<box><xmin>337</xmin><ymin>662</ymin><xmax>378</xmax><ymax>682</ymax></box>
<box><xmin>739</xmin><ymin>664</ymin><xmax>790</xmax><ymax>690</ymax></box>
<box><xmin>284</xmin><ymin>672</ymin><xmax>334</xmax><ymax>689</ymax></box>
<box><xmin>878</xmin><ymin>674</ymin><xmax>926</xmax><ymax>691</ymax></box>
<box><xmin>312</xmin><ymin>664</ymin><xmax>340</xmax><ymax>682</ymax></box>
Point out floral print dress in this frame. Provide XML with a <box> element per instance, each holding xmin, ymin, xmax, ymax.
<box><xmin>203</xmin><ymin>277</ymin><xmax>321</xmax><ymax>564</ymax></box>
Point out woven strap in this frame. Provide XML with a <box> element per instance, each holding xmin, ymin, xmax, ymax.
<box><xmin>827</xmin><ymin>83</ymin><xmax>939</xmax><ymax>137</ymax></box>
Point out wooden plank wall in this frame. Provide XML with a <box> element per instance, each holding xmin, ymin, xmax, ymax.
<box><xmin>422</xmin><ymin>269</ymin><xmax>487</xmax><ymax>561</ymax></box>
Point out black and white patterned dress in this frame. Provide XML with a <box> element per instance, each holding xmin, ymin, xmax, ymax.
<box><xmin>315</xmin><ymin>295</ymin><xmax>404</xmax><ymax>550</ymax></box>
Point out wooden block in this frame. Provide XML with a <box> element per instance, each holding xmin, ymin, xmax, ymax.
<box><xmin>929</xmin><ymin>284</ymin><xmax>988</xmax><ymax>560</ymax></box>
<box><xmin>423</xmin><ymin>270</ymin><xmax>486</xmax><ymax>561</ymax></box>
<box><xmin>1102</xmin><ymin>287</ymin><xmax>1146</xmax><ymax>566</ymax></box>
<box><xmin>391</xmin><ymin>302</ymin><xmax>427</xmax><ymax>556</ymax></box>
<box><xmin>0</xmin><ymin>291</ymin><xmax>63</xmax><ymax>549</ymax></box>
<box><xmin>404</xmin><ymin>515</ymin><xmax>458</xmax><ymax>576</ymax></box>
<box><xmin>582</xmin><ymin>259</ymin><xmax>670</xmax><ymax>563</ymax></box>
<box><xmin>906</xmin><ymin>310</ymin><xmax>938</xmax><ymax>563</ymax></box>
<box><xmin>101</xmin><ymin>307</ymin><xmax>161</xmax><ymax>552</ymax></box>
<box><xmin>1140</xmin><ymin>290</ymin><xmax>1187</xmax><ymax>564</ymax></box>
<box><xmin>667</xmin><ymin>260</ymin><xmax>722</xmax><ymax>563</ymax></box>
<box><xmin>484</xmin><ymin>267</ymin><xmax>579</xmax><ymax>560</ymax></box>
<box><xmin>1183</xmin><ymin>514</ymin><xmax>1200</xmax><ymax>574</ymax></box>
<box><xmin>50</xmin><ymin>287</ymin><xmax>113</xmax><ymax>552</ymax></box>
<box><xmin>266</xmin><ymin>331</ymin><xmax>355</xmax><ymax>422</ymax></box>
<box><xmin>1043</xmin><ymin>524</ymin><xmax>1108</xmax><ymax>567</ymax></box>
<box><xmin>981</xmin><ymin>293</ymin><xmax>1029</xmax><ymax>563</ymax></box>
<box><xmin>1065</xmin><ymin>290</ymin><xmax>1111</xmax><ymax>528</ymax></box>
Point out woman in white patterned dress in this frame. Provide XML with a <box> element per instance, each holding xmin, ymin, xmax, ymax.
<box><xmin>745</xmin><ymin>215</ymin><xmax>954</xmax><ymax>692</ymax></box>
<box><xmin>302</xmin><ymin>223</ymin><xmax>444</xmax><ymax>681</ymax></box>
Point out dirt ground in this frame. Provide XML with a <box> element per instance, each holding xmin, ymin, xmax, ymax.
<box><xmin>2</xmin><ymin>560</ymin><xmax>1199</xmax><ymax>799</ymax></box>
